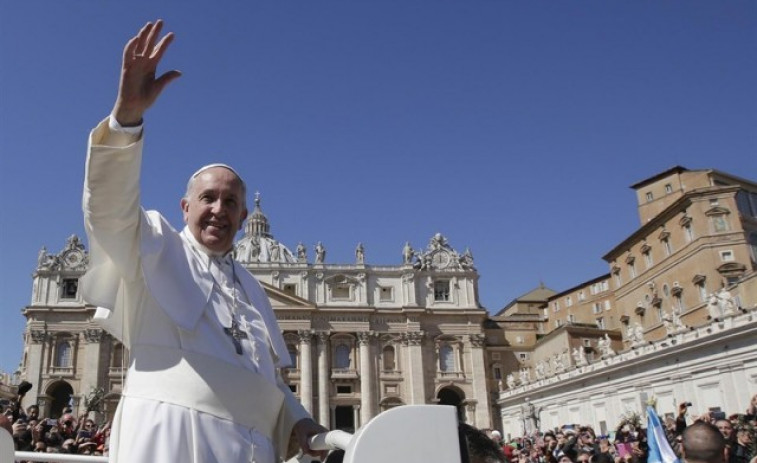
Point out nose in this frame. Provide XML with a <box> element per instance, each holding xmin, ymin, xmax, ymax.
<box><xmin>210</xmin><ymin>199</ymin><xmax>226</xmax><ymax>215</ymax></box>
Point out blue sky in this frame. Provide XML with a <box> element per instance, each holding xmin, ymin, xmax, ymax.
<box><xmin>0</xmin><ymin>1</ymin><xmax>755</xmax><ymax>373</ymax></box>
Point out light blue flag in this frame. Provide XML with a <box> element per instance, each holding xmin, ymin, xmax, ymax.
<box><xmin>646</xmin><ymin>405</ymin><xmax>679</xmax><ymax>463</ymax></box>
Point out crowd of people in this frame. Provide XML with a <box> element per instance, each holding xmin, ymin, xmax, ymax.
<box><xmin>484</xmin><ymin>394</ymin><xmax>757</xmax><ymax>463</ymax></box>
<box><xmin>2</xmin><ymin>399</ymin><xmax>111</xmax><ymax>458</ymax></box>
<box><xmin>3</xmin><ymin>388</ymin><xmax>756</xmax><ymax>462</ymax></box>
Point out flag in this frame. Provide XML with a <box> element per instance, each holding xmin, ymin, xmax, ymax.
<box><xmin>646</xmin><ymin>405</ymin><xmax>678</xmax><ymax>463</ymax></box>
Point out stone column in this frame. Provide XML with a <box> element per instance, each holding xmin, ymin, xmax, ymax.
<box><xmin>317</xmin><ymin>332</ymin><xmax>330</xmax><ymax>427</ymax></box>
<box><xmin>80</xmin><ymin>329</ymin><xmax>105</xmax><ymax>404</ymax></box>
<box><xmin>468</xmin><ymin>334</ymin><xmax>491</xmax><ymax>428</ymax></box>
<box><xmin>354</xmin><ymin>404</ymin><xmax>361</xmax><ymax>430</ymax></box>
<box><xmin>358</xmin><ymin>332</ymin><xmax>374</xmax><ymax>424</ymax></box>
<box><xmin>24</xmin><ymin>330</ymin><xmax>49</xmax><ymax>410</ymax></box>
<box><xmin>298</xmin><ymin>330</ymin><xmax>314</xmax><ymax>414</ymax></box>
<box><xmin>404</xmin><ymin>331</ymin><xmax>426</xmax><ymax>404</ymax></box>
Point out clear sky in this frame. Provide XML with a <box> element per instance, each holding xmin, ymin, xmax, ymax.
<box><xmin>0</xmin><ymin>1</ymin><xmax>755</xmax><ymax>373</ymax></box>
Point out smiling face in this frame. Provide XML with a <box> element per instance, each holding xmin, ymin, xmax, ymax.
<box><xmin>181</xmin><ymin>167</ymin><xmax>247</xmax><ymax>254</ymax></box>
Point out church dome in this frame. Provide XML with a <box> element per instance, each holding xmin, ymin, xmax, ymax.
<box><xmin>235</xmin><ymin>193</ymin><xmax>297</xmax><ymax>264</ymax></box>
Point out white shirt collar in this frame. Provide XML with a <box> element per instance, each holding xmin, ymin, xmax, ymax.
<box><xmin>180</xmin><ymin>227</ymin><xmax>234</xmax><ymax>262</ymax></box>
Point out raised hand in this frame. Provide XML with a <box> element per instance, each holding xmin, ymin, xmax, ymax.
<box><xmin>112</xmin><ymin>19</ymin><xmax>181</xmax><ymax>126</ymax></box>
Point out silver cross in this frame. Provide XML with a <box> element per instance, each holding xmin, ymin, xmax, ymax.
<box><xmin>223</xmin><ymin>318</ymin><xmax>248</xmax><ymax>355</ymax></box>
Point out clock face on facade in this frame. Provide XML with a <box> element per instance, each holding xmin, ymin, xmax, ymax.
<box><xmin>431</xmin><ymin>251</ymin><xmax>451</xmax><ymax>269</ymax></box>
<box><xmin>63</xmin><ymin>251</ymin><xmax>82</xmax><ymax>267</ymax></box>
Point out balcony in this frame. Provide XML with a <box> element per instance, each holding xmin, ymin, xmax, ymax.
<box><xmin>47</xmin><ymin>366</ymin><xmax>74</xmax><ymax>377</ymax></box>
<box><xmin>437</xmin><ymin>371</ymin><xmax>465</xmax><ymax>381</ymax></box>
<box><xmin>331</xmin><ymin>368</ymin><xmax>359</xmax><ymax>379</ymax></box>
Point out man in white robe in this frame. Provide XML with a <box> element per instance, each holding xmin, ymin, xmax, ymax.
<box><xmin>81</xmin><ymin>19</ymin><xmax>327</xmax><ymax>462</ymax></box>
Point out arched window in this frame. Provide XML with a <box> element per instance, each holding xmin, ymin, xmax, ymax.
<box><xmin>439</xmin><ymin>344</ymin><xmax>454</xmax><ymax>372</ymax></box>
<box><xmin>335</xmin><ymin>344</ymin><xmax>351</xmax><ymax>369</ymax></box>
<box><xmin>382</xmin><ymin>346</ymin><xmax>395</xmax><ymax>371</ymax></box>
<box><xmin>56</xmin><ymin>341</ymin><xmax>72</xmax><ymax>367</ymax></box>
<box><xmin>111</xmin><ymin>342</ymin><xmax>126</xmax><ymax>369</ymax></box>
<box><xmin>288</xmin><ymin>345</ymin><xmax>298</xmax><ymax>368</ymax></box>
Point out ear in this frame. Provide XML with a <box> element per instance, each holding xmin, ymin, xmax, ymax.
<box><xmin>238</xmin><ymin>207</ymin><xmax>248</xmax><ymax>230</ymax></box>
<box><xmin>180</xmin><ymin>198</ymin><xmax>190</xmax><ymax>223</ymax></box>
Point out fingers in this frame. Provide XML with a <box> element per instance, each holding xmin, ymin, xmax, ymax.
<box><xmin>134</xmin><ymin>21</ymin><xmax>155</xmax><ymax>57</ymax></box>
<box><xmin>144</xmin><ymin>19</ymin><xmax>164</xmax><ymax>57</ymax></box>
<box><xmin>151</xmin><ymin>32</ymin><xmax>175</xmax><ymax>61</ymax></box>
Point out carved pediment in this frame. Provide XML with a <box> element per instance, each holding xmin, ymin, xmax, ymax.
<box><xmin>704</xmin><ymin>206</ymin><xmax>730</xmax><ymax>216</ymax></box>
<box><xmin>717</xmin><ymin>262</ymin><xmax>747</xmax><ymax>275</ymax></box>
<box><xmin>260</xmin><ymin>281</ymin><xmax>315</xmax><ymax>308</ymax></box>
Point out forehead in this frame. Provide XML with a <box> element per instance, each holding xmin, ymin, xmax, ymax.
<box><xmin>190</xmin><ymin>168</ymin><xmax>244</xmax><ymax>195</ymax></box>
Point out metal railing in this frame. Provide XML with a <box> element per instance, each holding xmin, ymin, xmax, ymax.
<box><xmin>14</xmin><ymin>452</ymin><xmax>107</xmax><ymax>462</ymax></box>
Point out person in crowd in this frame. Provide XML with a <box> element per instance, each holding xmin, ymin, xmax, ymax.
<box><xmin>460</xmin><ymin>423</ymin><xmax>508</xmax><ymax>463</ymax></box>
<box><xmin>731</xmin><ymin>425</ymin><xmax>753</xmax><ymax>463</ymax></box>
<box><xmin>681</xmin><ymin>422</ymin><xmax>725</xmax><ymax>463</ymax></box>
<box><xmin>593</xmin><ymin>437</ymin><xmax>614</xmax><ymax>463</ymax></box>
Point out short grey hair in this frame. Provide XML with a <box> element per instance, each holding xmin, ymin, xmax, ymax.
<box><xmin>184</xmin><ymin>163</ymin><xmax>247</xmax><ymax>207</ymax></box>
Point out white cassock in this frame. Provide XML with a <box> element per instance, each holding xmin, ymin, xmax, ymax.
<box><xmin>81</xmin><ymin>117</ymin><xmax>309</xmax><ymax>463</ymax></box>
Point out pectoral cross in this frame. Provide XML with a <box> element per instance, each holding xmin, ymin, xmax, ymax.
<box><xmin>223</xmin><ymin>318</ymin><xmax>248</xmax><ymax>355</ymax></box>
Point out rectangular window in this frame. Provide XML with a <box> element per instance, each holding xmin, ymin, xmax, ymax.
<box><xmin>614</xmin><ymin>273</ymin><xmax>622</xmax><ymax>287</ymax></box>
<box><xmin>684</xmin><ymin>224</ymin><xmax>694</xmax><ymax>243</ymax></box>
<box><xmin>596</xmin><ymin>317</ymin><xmax>605</xmax><ymax>329</ymax></box>
<box><xmin>720</xmin><ymin>250</ymin><xmax>734</xmax><ymax>262</ymax></box>
<box><xmin>336</xmin><ymin>385</ymin><xmax>352</xmax><ymax>394</ymax></box>
<box><xmin>283</xmin><ymin>284</ymin><xmax>297</xmax><ymax>296</ymax></box>
<box><xmin>565</xmin><ymin>296</ymin><xmax>572</xmax><ymax>307</ymax></box>
<box><xmin>592</xmin><ymin>303</ymin><xmax>602</xmax><ymax>314</ymax></box>
<box><xmin>553</xmin><ymin>301</ymin><xmax>560</xmax><ymax>312</ymax></box>
<box><xmin>712</xmin><ymin>215</ymin><xmax>728</xmax><ymax>232</ymax></box>
<box><xmin>518</xmin><ymin>352</ymin><xmax>529</xmax><ymax>361</ymax></box>
<box><xmin>628</xmin><ymin>263</ymin><xmax>637</xmax><ymax>279</ymax></box>
<box><xmin>332</xmin><ymin>284</ymin><xmax>350</xmax><ymax>300</ymax></box>
<box><xmin>663</xmin><ymin>239</ymin><xmax>672</xmax><ymax>256</ymax></box>
<box><xmin>665</xmin><ymin>184</ymin><xmax>673</xmax><ymax>194</ymax></box>
<box><xmin>379</xmin><ymin>286</ymin><xmax>393</xmax><ymax>302</ymax></box>
<box><xmin>491</xmin><ymin>352</ymin><xmax>501</xmax><ymax>360</ymax></box>
<box><xmin>434</xmin><ymin>280</ymin><xmax>450</xmax><ymax>301</ymax></box>
<box><xmin>604</xmin><ymin>300</ymin><xmax>612</xmax><ymax>311</ymax></box>
<box><xmin>646</xmin><ymin>192</ymin><xmax>654</xmax><ymax>202</ymax></box>
<box><xmin>493</xmin><ymin>367</ymin><xmax>502</xmax><ymax>380</ymax></box>
<box><xmin>61</xmin><ymin>279</ymin><xmax>78</xmax><ymax>299</ymax></box>
<box><xmin>698</xmin><ymin>283</ymin><xmax>707</xmax><ymax>302</ymax></box>
<box><xmin>578</xmin><ymin>291</ymin><xmax>585</xmax><ymax>302</ymax></box>
<box><xmin>567</xmin><ymin>314</ymin><xmax>576</xmax><ymax>324</ymax></box>
<box><xmin>644</xmin><ymin>252</ymin><xmax>653</xmax><ymax>268</ymax></box>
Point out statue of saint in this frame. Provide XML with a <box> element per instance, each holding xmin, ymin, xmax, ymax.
<box><xmin>315</xmin><ymin>242</ymin><xmax>326</xmax><ymax>264</ymax></box>
<box><xmin>402</xmin><ymin>241</ymin><xmax>414</xmax><ymax>265</ymax></box>
<box><xmin>296</xmin><ymin>242</ymin><xmax>307</xmax><ymax>262</ymax></box>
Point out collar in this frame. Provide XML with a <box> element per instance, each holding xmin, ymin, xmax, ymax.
<box><xmin>181</xmin><ymin>227</ymin><xmax>234</xmax><ymax>262</ymax></box>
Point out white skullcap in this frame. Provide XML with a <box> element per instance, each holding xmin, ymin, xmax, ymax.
<box><xmin>190</xmin><ymin>163</ymin><xmax>242</xmax><ymax>180</ymax></box>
